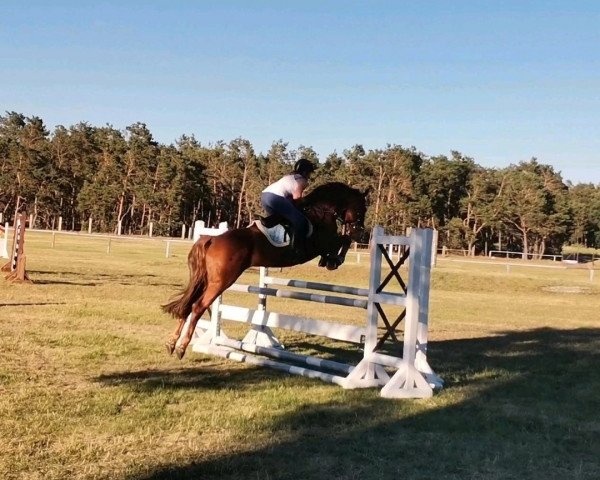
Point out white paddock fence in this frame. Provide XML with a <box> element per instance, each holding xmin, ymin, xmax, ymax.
<box><xmin>488</xmin><ymin>250</ymin><xmax>563</xmax><ymax>261</ymax></box>
<box><xmin>164</xmin><ymin>221</ymin><xmax>228</xmax><ymax>257</ymax></box>
<box><xmin>180</xmin><ymin>226</ymin><xmax>443</xmax><ymax>399</ymax></box>
<box><xmin>21</xmin><ymin>220</ymin><xmax>228</xmax><ymax>258</ymax></box>
<box><xmin>450</xmin><ymin>258</ymin><xmax>597</xmax><ymax>282</ymax></box>
<box><xmin>192</xmin><ymin>221</ymin><xmax>228</xmax><ymax>242</ymax></box>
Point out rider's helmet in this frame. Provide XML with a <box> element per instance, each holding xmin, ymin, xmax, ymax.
<box><xmin>293</xmin><ymin>158</ymin><xmax>316</xmax><ymax>178</ymax></box>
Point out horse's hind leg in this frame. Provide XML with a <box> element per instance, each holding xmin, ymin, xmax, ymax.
<box><xmin>174</xmin><ymin>282</ymin><xmax>226</xmax><ymax>360</ymax></box>
<box><xmin>165</xmin><ymin>319</ymin><xmax>187</xmax><ymax>355</ymax></box>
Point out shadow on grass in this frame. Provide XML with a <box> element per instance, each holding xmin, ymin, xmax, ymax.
<box><xmin>33</xmin><ymin>279</ymin><xmax>100</xmax><ymax>286</ymax></box>
<box><xmin>120</xmin><ymin>327</ymin><xmax>600</xmax><ymax>480</ymax></box>
<box><xmin>30</xmin><ymin>270</ymin><xmax>158</xmax><ymax>279</ymax></box>
<box><xmin>96</xmin><ymin>363</ymin><xmax>287</xmax><ymax>393</ymax></box>
<box><xmin>0</xmin><ymin>301</ymin><xmax>67</xmax><ymax>307</ymax></box>
<box><xmin>29</xmin><ymin>270</ymin><xmax>179</xmax><ymax>287</ymax></box>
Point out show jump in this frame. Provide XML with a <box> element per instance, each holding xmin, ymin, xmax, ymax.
<box><xmin>177</xmin><ymin>226</ymin><xmax>443</xmax><ymax>399</ymax></box>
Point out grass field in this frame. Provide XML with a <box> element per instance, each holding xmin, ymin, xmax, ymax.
<box><xmin>1</xmin><ymin>231</ymin><xmax>599</xmax><ymax>480</ymax></box>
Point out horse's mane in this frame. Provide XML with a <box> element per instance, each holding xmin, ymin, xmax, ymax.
<box><xmin>301</xmin><ymin>182</ymin><xmax>363</xmax><ymax>207</ymax></box>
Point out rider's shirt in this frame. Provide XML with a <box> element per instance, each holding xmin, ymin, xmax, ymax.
<box><xmin>262</xmin><ymin>174</ymin><xmax>306</xmax><ymax>199</ymax></box>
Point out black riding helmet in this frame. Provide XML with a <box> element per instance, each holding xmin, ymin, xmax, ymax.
<box><xmin>293</xmin><ymin>158</ymin><xmax>316</xmax><ymax>177</ymax></box>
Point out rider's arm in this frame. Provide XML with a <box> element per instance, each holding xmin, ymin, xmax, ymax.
<box><xmin>291</xmin><ymin>177</ymin><xmax>308</xmax><ymax>200</ymax></box>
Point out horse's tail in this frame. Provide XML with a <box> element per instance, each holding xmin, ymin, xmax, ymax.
<box><xmin>162</xmin><ymin>238</ymin><xmax>211</xmax><ymax>319</ymax></box>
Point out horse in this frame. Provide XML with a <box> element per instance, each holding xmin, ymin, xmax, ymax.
<box><xmin>163</xmin><ymin>182</ymin><xmax>368</xmax><ymax>359</ymax></box>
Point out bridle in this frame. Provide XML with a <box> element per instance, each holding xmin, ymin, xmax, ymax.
<box><xmin>341</xmin><ymin>214</ymin><xmax>364</xmax><ymax>236</ymax></box>
<box><xmin>304</xmin><ymin>204</ymin><xmax>365</xmax><ymax>233</ymax></box>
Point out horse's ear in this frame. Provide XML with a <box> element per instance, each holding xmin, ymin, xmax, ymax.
<box><xmin>362</xmin><ymin>186</ymin><xmax>373</xmax><ymax>198</ymax></box>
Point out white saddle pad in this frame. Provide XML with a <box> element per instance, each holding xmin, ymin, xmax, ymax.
<box><xmin>254</xmin><ymin>221</ymin><xmax>290</xmax><ymax>247</ymax></box>
<box><xmin>253</xmin><ymin>220</ymin><xmax>313</xmax><ymax>247</ymax></box>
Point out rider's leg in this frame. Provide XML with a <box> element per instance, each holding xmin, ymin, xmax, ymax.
<box><xmin>260</xmin><ymin>193</ymin><xmax>309</xmax><ymax>253</ymax></box>
<box><xmin>260</xmin><ymin>192</ymin><xmax>278</xmax><ymax>216</ymax></box>
<box><xmin>289</xmin><ymin>213</ymin><xmax>309</xmax><ymax>255</ymax></box>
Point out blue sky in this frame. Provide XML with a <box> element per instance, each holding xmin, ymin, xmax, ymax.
<box><xmin>1</xmin><ymin>1</ymin><xmax>599</xmax><ymax>183</ymax></box>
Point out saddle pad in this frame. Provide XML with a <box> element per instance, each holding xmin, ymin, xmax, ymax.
<box><xmin>253</xmin><ymin>220</ymin><xmax>314</xmax><ymax>248</ymax></box>
<box><xmin>254</xmin><ymin>221</ymin><xmax>290</xmax><ymax>247</ymax></box>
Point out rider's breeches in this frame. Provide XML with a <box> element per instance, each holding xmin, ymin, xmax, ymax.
<box><xmin>260</xmin><ymin>192</ymin><xmax>310</xmax><ymax>238</ymax></box>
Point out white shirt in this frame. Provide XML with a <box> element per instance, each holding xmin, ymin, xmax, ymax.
<box><xmin>262</xmin><ymin>174</ymin><xmax>307</xmax><ymax>199</ymax></box>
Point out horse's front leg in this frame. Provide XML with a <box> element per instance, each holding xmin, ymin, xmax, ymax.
<box><xmin>336</xmin><ymin>235</ymin><xmax>352</xmax><ymax>265</ymax></box>
<box><xmin>318</xmin><ymin>235</ymin><xmax>351</xmax><ymax>270</ymax></box>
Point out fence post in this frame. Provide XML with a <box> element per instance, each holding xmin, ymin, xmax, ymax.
<box><xmin>88</xmin><ymin>217</ymin><xmax>93</xmax><ymax>234</ymax></box>
<box><xmin>431</xmin><ymin>229</ymin><xmax>439</xmax><ymax>267</ymax></box>
<box><xmin>58</xmin><ymin>216</ymin><xmax>63</xmax><ymax>231</ymax></box>
<box><xmin>149</xmin><ymin>222</ymin><xmax>153</xmax><ymax>238</ymax></box>
<box><xmin>3</xmin><ymin>214</ymin><xmax>31</xmax><ymax>282</ymax></box>
<box><xmin>165</xmin><ymin>241</ymin><xmax>171</xmax><ymax>258</ymax></box>
<box><xmin>0</xmin><ymin>222</ymin><xmax>8</xmax><ymax>258</ymax></box>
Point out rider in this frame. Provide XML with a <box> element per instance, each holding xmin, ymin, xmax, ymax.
<box><xmin>261</xmin><ymin>158</ymin><xmax>316</xmax><ymax>256</ymax></box>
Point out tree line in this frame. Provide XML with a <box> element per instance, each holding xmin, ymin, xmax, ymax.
<box><xmin>1</xmin><ymin>112</ymin><xmax>599</xmax><ymax>256</ymax></box>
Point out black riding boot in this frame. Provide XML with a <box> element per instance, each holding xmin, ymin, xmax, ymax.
<box><xmin>290</xmin><ymin>232</ymin><xmax>306</xmax><ymax>259</ymax></box>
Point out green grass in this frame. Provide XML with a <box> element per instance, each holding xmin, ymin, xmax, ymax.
<box><xmin>1</xmin><ymin>231</ymin><xmax>599</xmax><ymax>480</ymax></box>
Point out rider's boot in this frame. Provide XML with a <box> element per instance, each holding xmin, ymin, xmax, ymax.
<box><xmin>290</xmin><ymin>232</ymin><xmax>307</xmax><ymax>259</ymax></box>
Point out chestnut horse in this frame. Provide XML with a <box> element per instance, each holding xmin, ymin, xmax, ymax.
<box><xmin>163</xmin><ymin>182</ymin><xmax>368</xmax><ymax>359</ymax></box>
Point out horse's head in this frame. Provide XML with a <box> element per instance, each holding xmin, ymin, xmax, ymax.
<box><xmin>339</xmin><ymin>187</ymin><xmax>367</xmax><ymax>240</ymax></box>
<box><xmin>303</xmin><ymin>182</ymin><xmax>368</xmax><ymax>240</ymax></box>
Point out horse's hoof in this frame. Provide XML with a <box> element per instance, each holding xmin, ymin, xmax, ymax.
<box><xmin>326</xmin><ymin>257</ymin><xmax>342</xmax><ymax>270</ymax></box>
<box><xmin>165</xmin><ymin>342</ymin><xmax>175</xmax><ymax>355</ymax></box>
<box><xmin>175</xmin><ymin>347</ymin><xmax>186</xmax><ymax>360</ymax></box>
